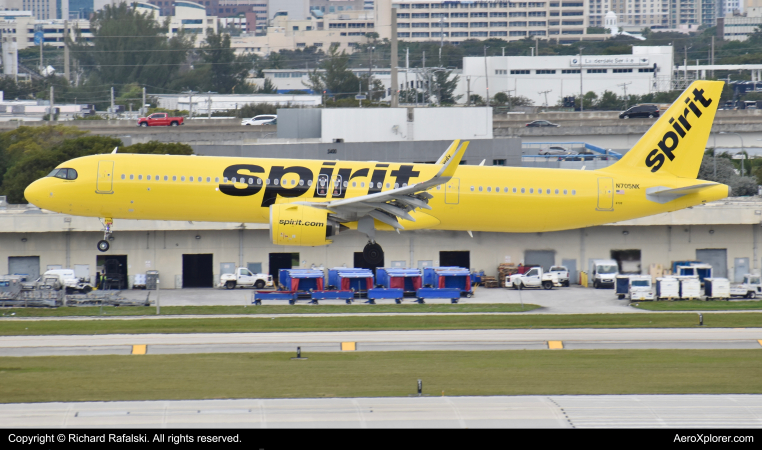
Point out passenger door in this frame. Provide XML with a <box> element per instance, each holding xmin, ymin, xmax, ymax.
<box><xmin>96</xmin><ymin>160</ymin><xmax>114</xmax><ymax>194</ymax></box>
<box><xmin>445</xmin><ymin>178</ymin><xmax>459</xmax><ymax>204</ymax></box>
<box><xmin>596</xmin><ymin>177</ymin><xmax>614</xmax><ymax>211</ymax></box>
<box><xmin>524</xmin><ymin>268</ymin><xmax>541</xmax><ymax>287</ymax></box>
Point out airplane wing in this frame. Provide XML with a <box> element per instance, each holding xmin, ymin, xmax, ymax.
<box><xmin>297</xmin><ymin>140</ymin><xmax>469</xmax><ymax>230</ymax></box>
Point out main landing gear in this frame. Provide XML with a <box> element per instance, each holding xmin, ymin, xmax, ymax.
<box><xmin>97</xmin><ymin>218</ymin><xmax>113</xmax><ymax>252</ymax></box>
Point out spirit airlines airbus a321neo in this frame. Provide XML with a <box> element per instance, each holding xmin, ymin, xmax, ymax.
<box><xmin>24</xmin><ymin>81</ymin><xmax>730</xmax><ymax>263</ymax></box>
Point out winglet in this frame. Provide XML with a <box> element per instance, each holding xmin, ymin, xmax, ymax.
<box><xmin>435</xmin><ymin>139</ymin><xmax>461</xmax><ymax>165</ymax></box>
<box><xmin>111</xmin><ymin>147</ymin><xmax>118</xmax><ymax>154</ymax></box>
<box><xmin>437</xmin><ymin>141</ymin><xmax>468</xmax><ymax>178</ymax></box>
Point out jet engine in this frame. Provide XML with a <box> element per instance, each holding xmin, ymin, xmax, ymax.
<box><xmin>270</xmin><ymin>203</ymin><xmax>343</xmax><ymax>246</ymax></box>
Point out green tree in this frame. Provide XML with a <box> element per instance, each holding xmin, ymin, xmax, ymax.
<box><xmin>255</xmin><ymin>78</ymin><xmax>278</xmax><ymax>94</ymax></box>
<box><xmin>698</xmin><ymin>156</ymin><xmax>758</xmax><ymax>196</ymax></box>
<box><xmin>432</xmin><ymin>69</ymin><xmax>461</xmax><ymax>104</ymax></box>
<box><xmin>199</xmin><ymin>31</ymin><xmax>255</xmax><ymax>94</ymax></box>
<box><xmin>594</xmin><ymin>91</ymin><xmax>622</xmax><ymax>110</ymax></box>
<box><xmin>319</xmin><ymin>45</ymin><xmax>359</xmax><ymax>99</ymax></box>
<box><xmin>68</xmin><ymin>3</ymin><xmax>192</xmax><ymax>90</ymax></box>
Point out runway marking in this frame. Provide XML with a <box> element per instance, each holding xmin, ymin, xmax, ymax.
<box><xmin>548</xmin><ymin>341</ymin><xmax>564</xmax><ymax>350</ymax></box>
<box><xmin>758</xmin><ymin>340</ymin><xmax>762</xmax><ymax>347</ymax></box>
<box><xmin>131</xmin><ymin>344</ymin><xmax>147</xmax><ymax>355</ymax></box>
<box><xmin>341</xmin><ymin>342</ymin><xmax>356</xmax><ymax>351</ymax></box>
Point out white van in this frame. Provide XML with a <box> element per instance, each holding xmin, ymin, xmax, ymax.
<box><xmin>591</xmin><ymin>259</ymin><xmax>619</xmax><ymax>289</ymax></box>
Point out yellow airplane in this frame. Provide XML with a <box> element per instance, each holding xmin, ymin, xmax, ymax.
<box><xmin>24</xmin><ymin>80</ymin><xmax>729</xmax><ymax>263</ymax></box>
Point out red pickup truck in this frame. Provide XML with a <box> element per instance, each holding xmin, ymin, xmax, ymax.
<box><xmin>137</xmin><ymin>113</ymin><xmax>184</xmax><ymax>127</ymax></box>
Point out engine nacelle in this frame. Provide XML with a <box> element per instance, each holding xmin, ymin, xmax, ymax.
<box><xmin>270</xmin><ymin>204</ymin><xmax>342</xmax><ymax>246</ymax></box>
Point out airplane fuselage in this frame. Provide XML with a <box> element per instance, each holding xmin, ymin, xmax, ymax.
<box><xmin>25</xmin><ymin>153</ymin><xmax>729</xmax><ymax>234</ymax></box>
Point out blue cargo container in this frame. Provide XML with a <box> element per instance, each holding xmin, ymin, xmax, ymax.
<box><xmin>375</xmin><ymin>268</ymin><xmax>422</xmax><ymax>296</ymax></box>
<box><xmin>327</xmin><ymin>268</ymin><xmax>374</xmax><ymax>296</ymax></box>
<box><xmin>422</xmin><ymin>267</ymin><xmax>473</xmax><ymax>296</ymax></box>
<box><xmin>278</xmin><ymin>269</ymin><xmax>324</xmax><ymax>294</ymax></box>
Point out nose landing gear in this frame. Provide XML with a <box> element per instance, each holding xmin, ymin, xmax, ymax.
<box><xmin>97</xmin><ymin>218</ymin><xmax>113</xmax><ymax>252</ymax></box>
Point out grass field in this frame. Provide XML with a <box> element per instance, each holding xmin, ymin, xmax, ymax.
<box><xmin>633</xmin><ymin>300</ymin><xmax>762</xmax><ymax>311</ymax></box>
<box><xmin>0</xmin><ymin>303</ymin><xmax>540</xmax><ymax>317</ymax></box>
<box><xmin>2</xmin><ymin>313</ymin><xmax>761</xmax><ymax>336</ymax></box>
<box><xmin>1</xmin><ymin>350</ymin><xmax>761</xmax><ymax>403</ymax></box>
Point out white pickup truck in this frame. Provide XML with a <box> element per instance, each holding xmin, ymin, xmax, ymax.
<box><xmin>505</xmin><ymin>267</ymin><xmax>561</xmax><ymax>290</ymax></box>
<box><xmin>548</xmin><ymin>266</ymin><xmax>570</xmax><ymax>287</ymax></box>
<box><xmin>730</xmin><ymin>274</ymin><xmax>762</xmax><ymax>299</ymax></box>
<box><xmin>219</xmin><ymin>267</ymin><xmax>273</xmax><ymax>290</ymax></box>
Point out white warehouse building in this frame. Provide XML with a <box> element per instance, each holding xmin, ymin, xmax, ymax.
<box><xmin>461</xmin><ymin>45</ymin><xmax>674</xmax><ymax>107</ymax></box>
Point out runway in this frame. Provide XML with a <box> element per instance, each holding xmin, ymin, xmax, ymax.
<box><xmin>2</xmin><ymin>395</ymin><xmax>761</xmax><ymax>428</ymax></box>
<box><xmin>1</xmin><ymin>328</ymin><xmax>760</xmax><ymax>356</ymax></box>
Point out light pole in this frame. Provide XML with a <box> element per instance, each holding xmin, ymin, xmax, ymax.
<box><xmin>720</xmin><ymin>131</ymin><xmax>745</xmax><ymax>176</ymax></box>
<box><xmin>578</xmin><ymin>47</ymin><xmax>585</xmax><ymax>112</ymax></box>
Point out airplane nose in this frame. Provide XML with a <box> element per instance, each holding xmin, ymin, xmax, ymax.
<box><xmin>24</xmin><ymin>179</ymin><xmax>46</xmax><ymax>208</ymax></box>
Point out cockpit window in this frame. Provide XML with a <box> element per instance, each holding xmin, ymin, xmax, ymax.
<box><xmin>47</xmin><ymin>168</ymin><xmax>77</xmax><ymax>180</ymax></box>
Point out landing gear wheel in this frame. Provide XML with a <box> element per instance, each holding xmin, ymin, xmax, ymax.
<box><xmin>363</xmin><ymin>242</ymin><xmax>384</xmax><ymax>265</ymax></box>
<box><xmin>97</xmin><ymin>240</ymin><xmax>110</xmax><ymax>252</ymax></box>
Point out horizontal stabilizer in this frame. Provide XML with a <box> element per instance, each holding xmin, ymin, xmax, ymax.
<box><xmin>646</xmin><ymin>183</ymin><xmax>718</xmax><ymax>204</ymax></box>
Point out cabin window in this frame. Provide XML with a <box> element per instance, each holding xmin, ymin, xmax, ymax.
<box><xmin>563</xmin><ymin>189</ymin><xmax>567</xmax><ymax>195</ymax></box>
<box><xmin>470</xmin><ymin>186</ymin><xmax>474</xmax><ymax>191</ymax></box>
<box><xmin>386</xmin><ymin>183</ymin><xmax>390</xmax><ymax>188</ymax></box>
<box><xmin>538</xmin><ymin>188</ymin><xmax>541</xmax><ymax>194</ymax></box>
<box><xmin>555</xmin><ymin>189</ymin><xmax>559</xmax><ymax>194</ymax></box>
<box><xmin>130</xmin><ymin>174</ymin><xmax>134</xmax><ymax>180</ymax></box>
<box><xmin>343</xmin><ymin>181</ymin><xmax>348</xmax><ymax>187</ymax></box>
<box><xmin>300</xmin><ymin>180</ymin><xmax>304</xmax><ymax>186</ymax></box>
<box><xmin>395</xmin><ymin>183</ymin><xmax>399</xmax><ymax>188</ymax></box>
<box><xmin>121</xmin><ymin>174</ymin><xmax>125</xmax><ymax>180</ymax></box>
<box><xmin>147</xmin><ymin>175</ymin><xmax>151</xmax><ymax>181</ymax></box>
<box><xmin>266</xmin><ymin>179</ymin><xmax>271</xmax><ymax>185</ymax></box>
<box><xmin>181</xmin><ymin>176</ymin><xmax>186</xmax><ymax>181</ymax></box>
<box><xmin>274</xmin><ymin>179</ymin><xmax>279</xmax><ymax>186</ymax></box>
<box><xmin>232</xmin><ymin>177</ymin><xmax>237</xmax><ymax>183</ymax></box>
<box><xmin>403</xmin><ymin>183</ymin><xmax>407</xmax><ymax>187</ymax></box>
<box><xmin>206</xmin><ymin>177</ymin><xmax>211</xmax><ymax>182</ymax></box>
<box><xmin>572</xmin><ymin>190</ymin><xmax>576</xmax><ymax>195</ymax></box>
<box><xmin>189</xmin><ymin>177</ymin><xmax>194</xmax><ymax>182</ymax></box>
<box><xmin>495</xmin><ymin>186</ymin><xmax>499</xmax><ymax>193</ymax></box>
<box><xmin>308</xmin><ymin>180</ymin><xmax>313</xmax><ymax>186</ymax></box>
<box><xmin>478</xmin><ymin>186</ymin><xmax>483</xmax><ymax>192</ymax></box>
<box><xmin>487</xmin><ymin>187</ymin><xmax>491</xmax><ymax>192</ymax></box>
<box><xmin>436</xmin><ymin>185</ymin><xmax>441</xmax><ymax>190</ymax></box>
<box><xmin>257</xmin><ymin>179</ymin><xmax>262</xmax><ymax>185</ymax></box>
<box><xmin>138</xmin><ymin>175</ymin><xmax>142</xmax><ymax>180</ymax></box>
<box><xmin>361</xmin><ymin>182</ymin><xmax>365</xmax><ymax>188</ymax></box>
<box><xmin>546</xmin><ymin>189</ymin><xmax>550</xmax><ymax>194</ymax></box>
<box><xmin>353</xmin><ymin>182</ymin><xmax>357</xmax><ymax>187</ymax></box>
<box><xmin>215</xmin><ymin>177</ymin><xmax>219</xmax><ymax>183</ymax></box>
<box><xmin>512</xmin><ymin>188</ymin><xmax>516</xmax><ymax>193</ymax></box>
<box><xmin>521</xmin><ymin>188</ymin><xmax>525</xmax><ymax>193</ymax></box>
<box><xmin>173</xmin><ymin>176</ymin><xmax>177</xmax><ymax>181</ymax></box>
<box><xmin>164</xmin><ymin>176</ymin><xmax>168</xmax><ymax>181</ymax></box>
<box><xmin>248</xmin><ymin>178</ymin><xmax>254</xmax><ymax>185</ymax></box>
<box><xmin>223</xmin><ymin>177</ymin><xmax>227</xmax><ymax>183</ymax></box>
<box><xmin>292</xmin><ymin>179</ymin><xmax>297</xmax><ymax>185</ymax></box>
<box><xmin>529</xmin><ymin>188</ymin><xmax>534</xmax><ymax>193</ymax></box>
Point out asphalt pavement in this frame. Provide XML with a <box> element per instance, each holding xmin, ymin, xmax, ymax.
<box><xmin>1</xmin><ymin>328</ymin><xmax>760</xmax><ymax>356</ymax></box>
<box><xmin>2</xmin><ymin>395</ymin><xmax>760</xmax><ymax>428</ymax></box>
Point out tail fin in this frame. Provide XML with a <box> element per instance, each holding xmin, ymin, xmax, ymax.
<box><xmin>435</xmin><ymin>139</ymin><xmax>461</xmax><ymax>165</ymax></box>
<box><xmin>609</xmin><ymin>80</ymin><xmax>723</xmax><ymax>178</ymax></box>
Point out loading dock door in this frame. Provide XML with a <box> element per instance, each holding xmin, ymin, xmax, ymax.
<box><xmin>354</xmin><ymin>252</ymin><xmax>384</xmax><ymax>275</ymax></box>
<box><xmin>696</xmin><ymin>249</ymin><xmax>727</xmax><ymax>279</ymax></box>
<box><xmin>525</xmin><ymin>250</ymin><xmax>555</xmax><ymax>271</ymax></box>
<box><xmin>734</xmin><ymin>257</ymin><xmax>750</xmax><ymax>283</ymax></box>
<box><xmin>8</xmin><ymin>256</ymin><xmax>40</xmax><ymax>280</ymax></box>
<box><xmin>561</xmin><ymin>258</ymin><xmax>578</xmax><ymax>285</ymax></box>
<box><xmin>445</xmin><ymin>178</ymin><xmax>460</xmax><ymax>204</ymax></box>
<box><xmin>96</xmin><ymin>161</ymin><xmax>114</xmax><ymax>194</ymax></box>
<box><xmin>182</xmin><ymin>254</ymin><xmax>213</xmax><ymax>288</ymax></box>
<box><xmin>440</xmin><ymin>251</ymin><xmax>470</xmax><ymax>270</ymax></box>
<box><xmin>596</xmin><ymin>177</ymin><xmax>614</xmax><ymax>211</ymax></box>
<box><xmin>269</xmin><ymin>253</ymin><xmax>299</xmax><ymax>287</ymax></box>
